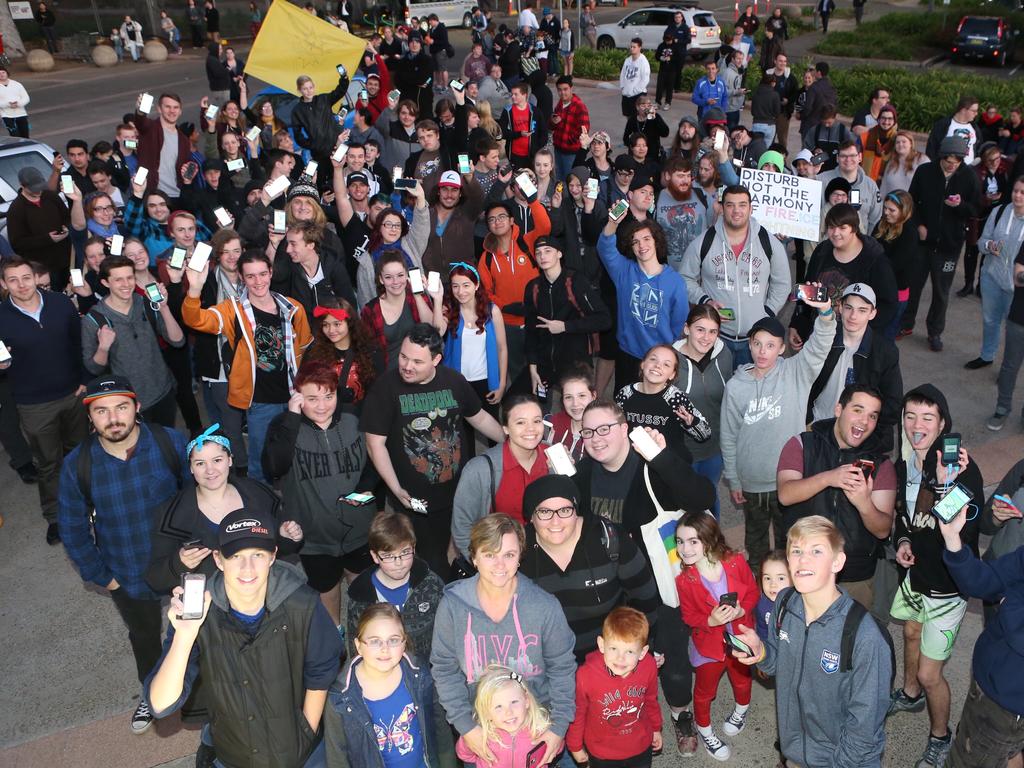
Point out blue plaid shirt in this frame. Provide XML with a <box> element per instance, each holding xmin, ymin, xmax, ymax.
<box><xmin>58</xmin><ymin>424</ymin><xmax>190</xmax><ymax>600</ymax></box>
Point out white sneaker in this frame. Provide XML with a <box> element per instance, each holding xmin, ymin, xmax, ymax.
<box><xmin>723</xmin><ymin>708</ymin><xmax>747</xmax><ymax>736</ymax></box>
<box><xmin>699</xmin><ymin>728</ymin><xmax>731</xmax><ymax>761</ymax></box>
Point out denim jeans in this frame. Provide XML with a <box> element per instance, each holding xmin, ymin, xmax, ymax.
<box><xmin>722</xmin><ymin>336</ymin><xmax>752</xmax><ymax>369</ymax></box>
<box><xmin>246</xmin><ymin>402</ymin><xmax>287</xmax><ymax>482</ymax></box>
<box><xmin>996</xmin><ymin>320</ymin><xmax>1024</xmax><ymax>416</ymax></box>
<box><xmin>980</xmin><ymin>270</ymin><xmax>1014</xmax><ymax>362</ymax></box>
<box><xmin>751</xmin><ymin>122</ymin><xmax>776</xmax><ymax>146</ymax></box>
<box><xmin>693</xmin><ymin>453</ymin><xmax>724</xmax><ymax>519</ymax></box>
<box><xmin>553</xmin><ymin>148</ymin><xmax>578</xmax><ymax>183</ymax></box>
<box><xmin>884</xmin><ymin>299</ymin><xmax>907</xmax><ymax>341</ymax></box>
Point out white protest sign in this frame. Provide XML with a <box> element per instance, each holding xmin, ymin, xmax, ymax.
<box><xmin>739</xmin><ymin>167</ymin><xmax>822</xmax><ymax>241</ymax></box>
<box><xmin>9</xmin><ymin>2</ymin><xmax>32</xmax><ymax>20</ymax></box>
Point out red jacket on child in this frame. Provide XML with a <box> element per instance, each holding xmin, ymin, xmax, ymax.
<box><xmin>676</xmin><ymin>552</ymin><xmax>759</xmax><ymax>661</ymax></box>
<box><xmin>565</xmin><ymin>650</ymin><xmax>661</xmax><ymax>759</ymax></box>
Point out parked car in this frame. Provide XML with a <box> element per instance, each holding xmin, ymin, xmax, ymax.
<box><xmin>595</xmin><ymin>4</ymin><xmax>722</xmax><ymax>60</ymax></box>
<box><xmin>0</xmin><ymin>137</ymin><xmax>57</xmax><ymax>240</ymax></box>
<box><xmin>950</xmin><ymin>15</ymin><xmax>1017</xmax><ymax>67</ymax></box>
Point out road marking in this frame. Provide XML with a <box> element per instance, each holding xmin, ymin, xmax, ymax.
<box><xmin>27</xmin><ymin>78</ymin><xmax>198</xmax><ymax>116</ymax></box>
<box><xmin>1009</xmin><ymin>64</ymin><xmax>1021</xmax><ymax>77</ymax></box>
<box><xmin>32</xmin><ymin>117</ymin><xmax>133</xmax><ymax>140</ymax></box>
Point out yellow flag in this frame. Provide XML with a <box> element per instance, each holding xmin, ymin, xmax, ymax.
<box><xmin>245</xmin><ymin>0</ymin><xmax>366</xmax><ymax>96</ymax></box>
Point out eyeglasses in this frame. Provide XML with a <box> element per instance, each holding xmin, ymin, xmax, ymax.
<box><xmin>360</xmin><ymin>636</ymin><xmax>405</xmax><ymax>650</ymax></box>
<box><xmin>93</xmin><ymin>204</ymin><xmax>115</xmax><ymax>212</ymax></box>
<box><xmin>377</xmin><ymin>547</ymin><xmax>414</xmax><ymax>563</ymax></box>
<box><xmin>838</xmin><ymin>152</ymin><xmax>860</xmax><ymax>160</ymax></box>
<box><xmin>381</xmin><ymin>220</ymin><xmax>402</xmax><ymax>230</ymax></box>
<box><xmin>486</xmin><ymin>213</ymin><xmax>510</xmax><ymax>223</ymax></box>
<box><xmin>534</xmin><ymin>505</ymin><xmax>576</xmax><ymax>520</ymax></box>
<box><xmin>579</xmin><ymin>422</ymin><xmax>621</xmax><ymax>439</ymax></box>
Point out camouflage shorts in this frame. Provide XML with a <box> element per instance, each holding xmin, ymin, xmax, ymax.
<box><xmin>948</xmin><ymin>679</ymin><xmax>1024</xmax><ymax>768</ymax></box>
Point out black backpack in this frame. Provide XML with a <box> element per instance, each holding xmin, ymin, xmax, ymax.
<box><xmin>774</xmin><ymin>587</ymin><xmax>896</xmax><ymax>687</ymax></box>
<box><xmin>76</xmin><ymin>425</ymin><xmax>183</xmax><ymax>511</ymax></box>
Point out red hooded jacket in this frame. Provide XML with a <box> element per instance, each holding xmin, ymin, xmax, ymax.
<box><xmin>676</xmin><ymin>552</ymin><xmax>759</xmax><ymax>661</ymax></box>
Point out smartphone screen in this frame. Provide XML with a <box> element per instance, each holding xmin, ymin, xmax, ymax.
<box><xmin>138</xmin><ymin>92</ymin><xmax>154</xmax><ymax>114</ymax></box>
<box><xmin>515</xmin><ymin>173</ymin><xmax>537</xmax><ymax>199</ymax></box>
<box><xmin>267</xmin><ymin>175</ymin><xmax>291</xmax><ymax>198</ymax></box>
<box><xmin>457</xmin><ymin>153</ymin><xmax>471</xmax><ymax>174</ymax></box>
<box><xmin>609</xmin><ymin>199</ymin><xmax>629</xmax><ymax>221</ymax></box>
<box><xmin>332</xmin><ymin>143</ymin><xmax>349</xmax><ymax>163</ymax></box>
<box><xmin>451</xmin><ymin>79</ymin><xmax>465</xmax><ymax>92</ymax></box>
<box><xmin>0</xmin><ymin>341</ymin><xmax>10</xmax><ymax>363</ymax></box>
<box><xmin>169</xmin><ymin>247</ymin><xmax>187</xmax><ymax>270</ymax></box>
<box><xmin>336</xmin><ymin>64</ymin><xmax>347</xmax><ymax>77</ymax></box>
<box><xmin>850</xmin><ymin>189</ymin><xmax>861</xmax><ymax>206</ymax></box>
<box><xmin>144</xmin><ymin>283</ymin><xmax>164</xmax><ymax>303</ymax></box>
<box><xmin>714</xmin><ymin>131</ymin><xmax>725</xmax><ymax>151</ymax></box>
<box><xmin>205</xmin><ymin>104</ymin><xmax>218</xmax><ymax>121</ymax></box>
<box><xmin>273</xmin><ymin>209</ymin><xmax>287</xmax><ymax>233</ymax></box>
<box><xmin>408</xmin><ymin>268</ymin><xmax>425</xmax><ymax>293</ymax></box>
<box><xmin>124</xmin><ymin>139</ymin><xmax>138</xmax><ymax>150</ymax></box>
<box><xmin>941</xmin><ymin>434</ymin><xmax>961</xmax><ymax>464</ymax></box>
<box><xmin>188</xmin><ymin>242</ymin><xmax>212</xmax><ymax>272</ymax></box>
<box><xmin>933</xmin><ymin>483</ymin><xmax>972</xmax><ymax>524</ymax></box>
<box><xmin>109</xmin><ymin>235</ymin><xmax>124</xmax><ymax>256</ymax></box>
<box><xmin>388</xmin><ymin>88</ymin><xmax>401</xmax><ymax>103</ymax></box>
<box><xmin>725</xmin><ymin>632</ymin><xmax>754</xmax><ymax>656</ymax></box>
<box><xmin>134</xmin><ymin>167</ymin><xmax>149</xmax><ymax>186</ymax></box>
<box><xmin>180</xmin><ymin>573</ymin><xmax>206</xmax><ymax>620</ymax></box>
<box><xmin>214</xmin><ymin>207</ymin><xmax>232</xmax><ymax>227</ymax></box>
<box><xmin>246</xmin><ymin>126</ymin><xmax>262</xmax><ymax>142</ymax></box>
<box><xmin>586</xmin><ymin>178</ymin><xmax>599</xmax><ymax>199</ymax></box>
<box><xmin>359</xmin><ymin>89</ymin><xmax>369</xmax><ymax>101</ymax></box>
<box><xmin>60</xmin><ymin>175</ymin><xmax>75</xmax><ymax>195</ymax></box>
<box><xmin>305</xmin><ymin>161</ymin><xmax>319</xmax><ymax>179</ymax></box>
<box><xmin>70</xmin><ymin>268</ymin><xmax>84</xmax><ymax>287</ymax></box>
<box><xmin>343</xmin><ymin>492</ymin><xmax>375</xmax><ymax>505</ymax></box>
<box><xmin>226</xmin><ymin>158</ymin><xmax>245</xmax><ymax>172</ymax></box>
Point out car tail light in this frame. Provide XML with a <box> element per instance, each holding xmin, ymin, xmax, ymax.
<box><xmin>952</xmin><ymin>46</ymin><xmax>958</xmax><ymax>52</ymax></box>
<box><xmin>690</xmin><ymin>26</ymin><xmax>697</xmax><ymax>36</ymax></box>
<box><xmin>998</xmin><ymin>20</ymin><xmax>1004</xmax><ymax>39</ymax></box>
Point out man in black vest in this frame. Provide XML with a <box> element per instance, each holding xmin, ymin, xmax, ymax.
<box><xmin>147</xmin><ymin>509</ymin><xmax>342</xmax><ymax>767</ymax></box>
<box><xmin>776</xmin><ymin>383</ymin><xmax>897</xmax><ymax>608</ymax></box>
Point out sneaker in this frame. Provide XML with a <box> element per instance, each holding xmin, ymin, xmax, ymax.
<box><xmin>195</xmin><ymin>742</ymin><xmax>217</xmax><ymax>768</ymax></box>
<box><xmin>672</xmin><ymin>711</ymin><xmax>698</xmax><ymax>756</ymax></box>
<box><xmin>964</xmin><ymin>357</ymin><xmax>992</xmax><ymax>370</ymax></box>
<box><xmin>662</xmin><ymin>102</ymin><xmax>671</xmax><ymax>110</ymax></box>
<box><xmin>698</xmin><ymin>728</ymin><xmax>731</xmax><ymax>761</ymax></box>
<box><xmin>887</xmin><ymin>687</ymin><xmax>926</xmax><ymax>717</ymax></box>
<box><xmin>988</xmin><ymin>412</ymin><xmax>1008</xmax><ymax>431</ymax></box>
<box><xmin>16</xmin><ymin>462</ymin><xmax>37</xmax><ymax>484</ymax></box>
<box><xmin>915</xmin><ymin>731</ymin><xmax>952</xmax><ymax>767</ymax></box>
<box><xmin>46</xmin><ymin>522</ymin><xmax>61</xmax><ymax>545</ymax></box>
<box><xmin>956</xmin><ymin>285</ymin><xmax>973</xmax><ymax>298</ymax></box>
<box><xmin>130</xmin><ymin>699</ymin><xmax>153</xmax><ymax>734</ymax></box>
<box><xmin>928</xmin><ymin>335</ymin><xmax>943</xmax><ymax>352</ymax></box>
<box><xmin>896</xmin><ymin>328</ymin><xmax>913</xmax><ymax>340</ymax></box>
<box><xmin>722</xmin><ymin>708</ymin><xmax>747</xmax><ymax>736</ymax></box>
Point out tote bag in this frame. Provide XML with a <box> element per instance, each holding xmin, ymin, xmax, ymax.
<box><xmin>638</xmin><ymin>464</ymin><xmax>686</xmax><ymax>608</ymax></box>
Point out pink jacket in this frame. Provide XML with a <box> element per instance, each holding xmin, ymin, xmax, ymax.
<box><xmin>455</xmin><ymin>727</ymin><xmax>546</xmax><ymax>768</ymax></box>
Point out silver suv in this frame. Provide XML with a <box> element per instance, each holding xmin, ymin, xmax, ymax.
<box><xmin>0</xmin><ymin>137</ymin><xmax>58</xmax><ymax>239</ymax></box>
<box><xmin>595</xmin><ymin>4</ymin><xmax>722</xmax><ymax>60</ymax></box>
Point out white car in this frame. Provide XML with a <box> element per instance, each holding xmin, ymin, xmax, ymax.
<box><xmin>595</xmin><ymin>5</ymin><xmax>722</xmax><ymax>60</ymax></box>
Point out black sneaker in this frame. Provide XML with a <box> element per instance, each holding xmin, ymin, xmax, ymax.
<box><xmin>672</xmin><ymin>710</ymin><xmax>698</xmax><ymax>756</ymax></box>
<box><xmin>956</xmin><ymin>286</ymin><xmax>973</xmax><ymax>298</ymax></box>
<box><xmin>130</xmin><ymin>698</ymin><xmax>153</xmax><ymax>734</ymax></box>
<box><xmin>964</xmin><ymin>357</ymin><xmax>992</xmax><ymax>370</ymax></box>
<box><xmin>928</xmin><ymin>335</ymin><xmax>943</xmax><ymax>352</ymax></box>
<box><xmin>46</xmin><ymin>522</ymin><xmax>61</xmax><ymax>545</ymax></box>
<box><xmin>16</xmin><ymin>462</ymin><xmax>37</xmax><ymax>484</ymax></box>
<box><xmin>698</xmin><ymin>727</ymin><xmax>732</xmax><ymax>761</ymax></box>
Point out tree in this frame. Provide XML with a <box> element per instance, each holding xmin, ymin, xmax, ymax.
<box><xmin>0</xmin><ymin>4</ymin><xmax>26</xmax><ymax>57</ymax></box>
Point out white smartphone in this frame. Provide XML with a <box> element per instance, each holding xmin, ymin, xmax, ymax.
<box><xmin>226</xmin><ymin>158</ymin><xmax>245</xmax><ymax>172</ymax></box>
<box><xmin>515</xmin><ymin>172</ymin><xmax>538</xmax><ymax>199</ymax></box>
<box><xmin>272</xmin><ymin>209</ymin><xmax>287</xmax><ymax>233</ymax></box>
<box><xmin>60</xmin><ymin>175</ymin><xmax>75</xmax><ymax>195</ymax></box>
<box><xmin>138</xmin><ymin>92</ymin><xmax>154</xmax><ymax>114</ymax></box>
<box><xmin>0</xmin><ymin>341</ymin><xmax>10</xmax><ymax>363</ymax></box>
<box><xmin>392</xmin><ymin>165</ymin><xmax>402</xmax><ymax>182</ymax></box>
<box><xmin>204</xmin><ymin>104</ymin><xmax>219</xmax><ymax>121</ymax></box>
<box><xmin>629</xmin><ymin>426</ymin><xmax>662</xmax><ymax>462</ymax></box>
<box><xmin>427</xmin><ymin>270</ymin><xmax>441</xmax><ymax>293</ymax></box>
<box><xmin>457</xmin><ymin>153</ymin><xmax>472</xmax><ymax>174</ymax></box>
<box><xmin>70</xmin><ymin>268</ymin><xmax>84</xmax><ymax>287</ymax></box>
<box><xmin>332</xmin><ymin>143</ymin><xmax>349</xmax><ymax>163</ymax></box>
<box><xmin>134</xmin><ymin>167</ymin><xmax>149</xmax><ymax>186</ymax></box>
<box><xmin>109</xmin><ymin>234</ymin><xmax>124</xmax><ymax>256</ymax></box>
<box><xmin>188</xmin><ymin>242</ymin><xmax>212</xmax><ymax>272</ymax></box>
<box><xmin>408</xmin><ymin>268</ymin><xmax>425</xmax><ymax>293</ymax></box>
<box><xmin>305</xmin><ymin>160</ymin><xmax>319</xmax><ymax>178</ymax></box>
<box><xmin>586</xmin><ymin>178</ymin><xmax>599</xmax><ymax>200</ymax></box>
<box><xmin>245</xmin><ymin>125</ymin><xmax>262</xmax><ymax>143</ymax></box>
<box><xmin>214</xmin><ymin>207</ymin><xmax>232</xmax><ymax>227</ymax></box>
<box><xmin>179</xmin><ymin>573</ymin><xmax>206</xmax><ymax>620</ymax></box>
<box><xmin>169</xmin><ymin>247</ymin><xmax>187</xmax><ymax>270</ymax></box>
<box><xmin>714</xmin><ymin>130</ymin><xmax>725</xmax><ymax>151</ymax></box>
<box><xmin>546</xmin><ymin>442</ymin><xmax>577</xmax><ymax>476</ymax></box>
<box><xmin>265</xmin><ymin>174</ymin><xmax>291</xmax><ymax>198</ymax></box>
<box><xmin>388</xmin><ymin>88</ymin><xmax>401</xmax><ymax>103</ymax></box>
<box><xmin>609</xmin><ymin>198</ymin><xmax>629</xmax><ymax>221</ymax></box>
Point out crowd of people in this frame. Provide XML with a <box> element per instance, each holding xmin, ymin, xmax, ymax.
<box><xmin>4</xmin><ymin>4</ymin><xmax>1024</xmax><ymax>768</ymax></box>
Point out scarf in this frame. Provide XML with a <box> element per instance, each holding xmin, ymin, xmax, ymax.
<box><xmin>240</xmin><ymin>289</ymin><xmax>299</xmax><ymax>392</ymax></box>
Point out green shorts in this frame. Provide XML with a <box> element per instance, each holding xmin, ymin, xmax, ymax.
<box><xmin>890</xmin><ymin>579</ymin><xmax>968</xmax><ymax>661</ymax></box>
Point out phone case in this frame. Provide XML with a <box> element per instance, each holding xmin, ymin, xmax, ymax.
<box><xmin>629</xmin><ymin>427</ymin><xmax>662</xmax><ymax>461</ymax></box>
<box><xmin>109</xmin><ymin>235</ymin><xmax>124</xmax><ymax>256</ymax></box>
<box><xmin>408</xmin><ymin>269</ymin><xmax>425</xmax><ymax>293</ymax></box>
<box><xmin>188</xmin><ymin>242</ymin><xmax>212</xmax><ymax>272</ymax></box>
<box><xmin>138</xmin><ymin>93</ymin><xmax>154</xmax><ymax>114</ymax></box>
<box><xmin>170</xmin><ymin>248</ymin><xmax>187</xmax><ymax>270</ymax></box>
<box><xmin>214</xmin><ymin>208</ymin><xmax>232</xmax><ymax>226</ymax></box>
<box><xmin>180</xmin><ymin>573</ymin><xmax>207</xmax><ymax>620</ymax></box>
<box><xmin>332</xmin><ymin>143</ymin><xmax>349</xmax><ymax>162</ymax></box>
<box><xmin>546</xmin><ymin>442</ymin><xmax>577</xmax><ymax>476</ymax></box>
<box><xmin>427</xmin><ymin>271</ymin><xmax>441</xmax><ymax>293</ymax></box>
<box><xmin>70</xmin><ymin>268</ymin><xmax>84</xmax><ymax>287</ymax></box>
<box><xmin>266</xmin><ymin>175</ymin><xmax>291</xmax><ymax>198</ymax></box>
<box><xmin>134</xmin><ymin>167</ymin><xmax>149</xmax><ymax>185</ymax></box>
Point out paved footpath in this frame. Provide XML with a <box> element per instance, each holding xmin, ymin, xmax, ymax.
<box><xmin>2</xmin><ymin>26</ymin><xmax>1023</xmax><ymax>768</ymax></box>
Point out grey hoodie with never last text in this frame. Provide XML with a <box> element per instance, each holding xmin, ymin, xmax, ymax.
<box><xmin>758</xmin><ymin>587</ymin><xmax>891</xmax><ymax>767</ymax></box>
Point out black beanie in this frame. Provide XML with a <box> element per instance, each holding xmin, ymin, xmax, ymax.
<box><xmin>522</xmin><ymin>475</ymin><xmax>581</xmax><ymax>523</ymax></box>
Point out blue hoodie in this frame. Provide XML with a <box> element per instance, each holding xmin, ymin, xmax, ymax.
<box><xmin>429</xmin><ymin>573</ymin><xmax>577</xmax><ymax>737</ymax></box>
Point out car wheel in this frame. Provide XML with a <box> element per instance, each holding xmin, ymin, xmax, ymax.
<box><xmin>597</xmin><ymin>35</ymin><xmax>615</xmax><ymax>50</ymax></box>
<box><xmin>462</xmin><ymin>13</ymin><xmax>473</xmax><ymax>29</ymax></box>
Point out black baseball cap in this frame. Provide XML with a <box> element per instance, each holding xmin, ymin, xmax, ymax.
<box><xmin>629</xmin><ymin>174</ymin><xmax>656</xmax><ymax>192</ymax></box>
<box><xmin>346</xmin><ymin>171</ymin><xmax>369</xmax><ymax>186</ymax></box>
<box><xmin>749</xmin><ymin>316</ymin><xmax>786</xmax><ymax>341</ymax></box>
<box><xmin>217</xmin><ymin>509</ymin><xmax>278</xmax><ymax>558</ymax></box>
<box><xmin>83</xmin><ymin>375</ymin><xmax>137</xmax><ymax>406</ymax></box>
<box><xmin>534</xmin><ymin>235</ymin><xmax>563</xmax><ymax>253</ymax></box>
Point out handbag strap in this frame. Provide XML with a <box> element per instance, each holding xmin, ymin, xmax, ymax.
<box><xmin>642</xmin><ymin>464</ymin><xmax>666</xmax><ymax>516</ymax></box>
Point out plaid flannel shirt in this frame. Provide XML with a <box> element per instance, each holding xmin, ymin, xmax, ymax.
<box><xmin>550</xmin><ymin>95</ymin><xmax>590</xmax><ymax>154</ymax></box>
<box><xmin>58</xmin><ymin>424</ymin><xmax>190</xmax><ymax>600</ymax></box>
<box><xmin>123</xmin><ymin>195</ymin><xmax>212</xmax><ymax>264</ymax></box>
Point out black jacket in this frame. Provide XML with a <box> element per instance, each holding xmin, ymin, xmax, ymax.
<box><xmin>909</xmin><ymin>160</ymin><xmax>981</xmax><ymax>253</ymax></box>
<box><xmin>771</xmin><ymin>69</ymin><xmax>799</xmax><ymax>118</ymax></box>
<box><xmin>547</xmin><ymin>194</ymin><xmax>607</xmax><ymax>282</ymax></box>
<box><xmin>205</xmin><ymin>49</ymin><xmax>232</xmax><ymax>91</ymax></box>
<box><xmin>166</xmin><ymin>267</ymin><xmax>238</xmax><ymax>380</ymax></box>
<box><xmin>622</xmin><ymin>113</ymin><xmax>670</xmax><ymax>157</ymax></box>
<box><xmin>291</xmin><ymin>74</ymin><xmax>349</xmax><ymax>159</ymax></box>
<box><xmin>780</xmin><ymin>418</ymin><xmax>890</xmax><ymax>581</ymax></box>
<box><xmin>807</xmin><ymin>324</ymin><xmax>903</xmax><ymax>453</ymax></box>
<box><xmin>874</xmin><ymin>221</ymin><xmax>917</xmax><ymax>291</ymax></box>
<box><xmin>394</xmin><ymin>51</ymin><xmax>434</xmax><ymax>117</ymax></box>
<box><xmin>270</xmin><ymin>246</ymin><xmax>356</xmax><ymax>319</ymax></box>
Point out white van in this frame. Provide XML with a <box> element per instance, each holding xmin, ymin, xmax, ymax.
<box><xmin>403</xmin><ymin>0</ymin><xmax>476</xmax><ymax>29</ymax></box>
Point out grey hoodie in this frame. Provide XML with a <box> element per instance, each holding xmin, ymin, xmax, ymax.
<box><xmin>680</xmin><ymin>217</ymin><xmax>792</xmax><ymax>339</ymax></box>
<box><xmin>452</xmin><ymin>443</ymin><xmax>507</xmax><ymax>557</ymax></box>
<box><xmin>672</xmin><ymin>337</ymin><xmax>733</xmax><ymax>461</ymax></box>
<box><xmin>759</xmin><ymin>587</ymin><xmax>890</xmax><ymax>768</ymax></box>
<box><xmin>429</xmin><ymin>573</ymin><xmax>577</xmax><ymax>737</ymax></box>
<box><xmin>720</xmin><ymin>310</ymin><xmax>835</xmax><ymax>492</ymax></box>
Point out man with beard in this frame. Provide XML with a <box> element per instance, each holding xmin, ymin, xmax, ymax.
<box><xmin>672</xmin><ymin>115</ymin><xmax>701</xmax><ymax>162</ymax></box>
<box><xmin>58</xmin><ymin>375</ymin><xmax>189</xmax><ymax>734</ymax></box>
<box><xmin>657</xmin><ymin>156</ymin><xmax>710</xmax><ymax>275</ymax></box>
<box><xmin>403</xmin><ymin>119</ymin><xmax>450</xmax><ymax>193</ymax></box>
<box><xmin>421</xmin><ymin>170</ymin><xmax>484</xmax><ymax>277</ymax></box>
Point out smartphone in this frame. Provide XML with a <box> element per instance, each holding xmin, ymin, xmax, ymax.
<box><xmin>394</xmin><ymin>177</ymin><xmax>417</xmax><ymax>190</ymax></box>
<box><xmin>450</xmin><ymin>78</ymin><xmax>465</xmax><ymax>92</ymax></box>
<box><xmin>188</xmin><ymin>242</ymin><xmax>213</xmax><ymax>272</ymax></box>
<box><xmin>717</xmin><ymin>307</ymin><xmax>735</xmax><ymax>321</ymax></box>
<box><xmin>179</xmin><ymin>572</ymin><xmax>207</xmax><ymax>620</ymax></box>
<box><xmin>525</xmin><ymin>742</ymin><xmax>546</xmax><ymax>768</ymax></box>
<box><xmin>609</xmin><ymin>198</ymin><xmax>630</xmax><ymax>222</ymax></box>
<box><xmin>60</xmin><ymin>175</ymin><xmax>75</xmax><ymax>195</ymax></box>
<box><xmin>182</xmin><ymin>161</ymin><xmax>199</xmax><ymax>184</ymax></box>
<box><xmin>0</xmin><ymin>341</ymin><xmax>10</xmax><ymax>363</ymax></box>
<box><xmin>941</xmin><ymin>433</ymin><xmax>961</xmax><ymax>465</ymax></box>
<box><xmin>515</xmin><ymin>172</ymin><xmax>538</xmax><ymax>200</ymax></box>
<box><xmin>169</xmin><ymin>247</ymin><xmax>188</xmax><ymax>270</ymax></box>
<box><xmin>124</xmin><ymin>138</ymin><xmax>138</xmax><ymax>150</ymax></box>
<box><xmin>109</xmin><ymin>234</ymin><xmax>124</xmax><ymax>256</ymax></box>
<box><xmin>408</xmin><ymin>268</ymin><xmax>425</xmax><ymax>293</ymax></box>
<box><xmin>181</xmin><ymin>538</ymin><xmax>204</xmax><ymax>550</ymax></box>
<box><xmin>457</xmin><ymin>153</ymin><xmax>472</xmax><ymax>174</ymax></box>
<box><xmin>245</xmin><ymin>125</ymin><xmax>262</xmax><ymax>143</ymax></box>
<box><xmin>335</xmin><ymin>63</ymin><xmax>347</xmax><ymax>77</ymax></box>
<box><xmin>226</xmin><ymin>158</ymin><xmax>246</xmax><ymax>172</ymax></box>
<box><xmin>388</xmin><ymin>88</ymin><xmax>402</xmax><ymax>103</ymax></box>
<box><xmin>204</xmin><ymin>104</ymin><xmax>219</xmax><ymax>121</ymax></box>
<box><xmin>144</xmin><ymin>282</ymin><xmax>164</xmax><ymax>304</ymax></box>
<box><xmin>410</xmin><ymin>498</ymin><xmax>428</xmax><ymax>515</ymax></box>
<box><xmin>134</xmin><ymin>167</ymin><xmax>149</xmax><ymax>186</ymax></box>
<box><xmin>392</xmin><ymin>165</ymin><xmax>402</xmax><ymax>182</ymax></box>
<box><xmin>266</xmin><ymin>174</ymin><xmax>291</xmax><ymax>198</ymax></box>
<box><xmin>719</xmin><ymin>592</ymin><xmax>738</xmax><ymax>608</ymax></box>
<box><xmin>994</xmin><ymin>494</ymin><xmax>1022</xmax><ymax>515</ymax></box>
<box><xmin>724</xmin><ymin>631</ymin><xmax>754</xmax><ymax>657</ymax></box>
<box><xmin>854</xmin><ymin>459</ymin><xmax>875</xmax><ymax>479</ymax></box>
<box><xmin>586</xmin><ymin>177</ymin><xmax>599</xmax><ymax>200</ymax></box>
<box><xmin>138</xmin><ymin>92</ymin><xmax>154</xmax><ymax>114</ymax></box>
<box><xmin>427</xmin><ymin>270</ymin><xmax>441</xmax><ymax>293</ymax></box>
<box><xmin>359</xmin><ymin>88</ymin><xmax>369</xmax><ymax>102</ymax></box>
<box><xmin>933</xmin><ymin>482</ymin><xmax>972</xmax><ymax>524</ymax></box>
<box><xmin>305</xmin><ymin>160</ymin><xmax>319</xmax><ymax>179</ymax></box>
<box><xmin>332</xmin><ymin>143</ymin><xmax>349</xmax><ymax>163</ymax></box>
<box><xmin>850</xmin><ymin>189</ymin><xmax>861</xmax><ymax>206</ymax></box>
<box><xmin>546</xmin><ymin>441</ymin><xmax>577</xmax><ymax>476</ymax></box>
<box><xmin>343</xmin><ymin>492</ymin><xmax>375</xmax><ymax>505</ymax></box>
<box><xmin>629</xmin><ymin>426</ymin><xmax>661</xmax><ymax>461</ymax></box>
<box><xmin>810</xmin><ymin>152</ymin><xmax>829</xmax><ymax>166</ymax></box>
<box><xmin>70</xmin><ymin>268</ymin><xmax>84</xmax><ymax>287</ymax></box>
<box><xmin>799</xmin><ymin>284</ymin><xmax>828</xmax><ymax>303</ymax></box>
<box><xmin>272</xmin><ymin>209</ymin><xmax>287</xmax><ymax>234</ymax></box>
<box><xmin>714</xmin><ymin>131</ymin><xmax>725</xmax><ymax>151</ymax></box>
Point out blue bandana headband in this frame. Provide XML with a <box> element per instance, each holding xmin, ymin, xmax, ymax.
<box><xmin>187</xmin><ymin>423</ymin><xmax>231</xmax><ymax>457</ymax></box>
<box><xmin>449</xmin><ymin>261</ymin><xmax>480</xmax><ymax>281</ymax></box>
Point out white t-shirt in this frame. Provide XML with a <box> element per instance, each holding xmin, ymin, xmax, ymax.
<box><xmin>946</xmin><ymin>119</ymin><xmax>977</xmax><ymax>164</ymax></box>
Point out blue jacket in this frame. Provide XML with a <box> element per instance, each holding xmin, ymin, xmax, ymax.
<box><xmin>324</xmin><ymin>655</ymin><xmax>455</xmax><ymax>768</ymax></box>
<box><xmin>443</xmin><ymin>313</ymin><xmax>501</xmax><ymax>391</ymax></box>
<box><xmin>691</xmin><ymin>76</ymin><xmax>729</xmax><ymax>118</ymax></box>
<box><xmin>944</xmin><ymin>545</ymin><xmax>1024</xmax><ymax>716</ymax></box>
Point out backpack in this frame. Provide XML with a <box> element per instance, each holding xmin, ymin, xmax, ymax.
<box><xmin>530</xmin><ymin>273</ymin><xmax>600</xmax><ymax>356</ymax></box>
<box><xmin>992</xmin><ymin>202</ymin><xmax>1011</xmax><ymax>230</ymax></box>
<box><xmin>774</xmin><ymin>587</ymin><xmax>896</xmax><ymax>688</ymax></box>
<box><xmin>698</xmin><ymin>224</ymin><xmax>775</xmax><ymax>271</ymax></box>
<box><xmin>76</xmin><ymin>424</ymin><xmax>183</xmax><ymax>511</ymax></box>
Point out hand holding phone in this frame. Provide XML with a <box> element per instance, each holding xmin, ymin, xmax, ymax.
<box><xmin>932</xmin><ymin>483</ymin><xmax>972</xmax><ymax>524</ymax></box>
<box><xmin>992</xmin><ymin>494</ymin><xmax>1023</xmax><ymax>521</ymax></box>
<box><xmin>178</xmin><ymin>573</ymin><xmax>207</xmax><ymax>620</ymax></box>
